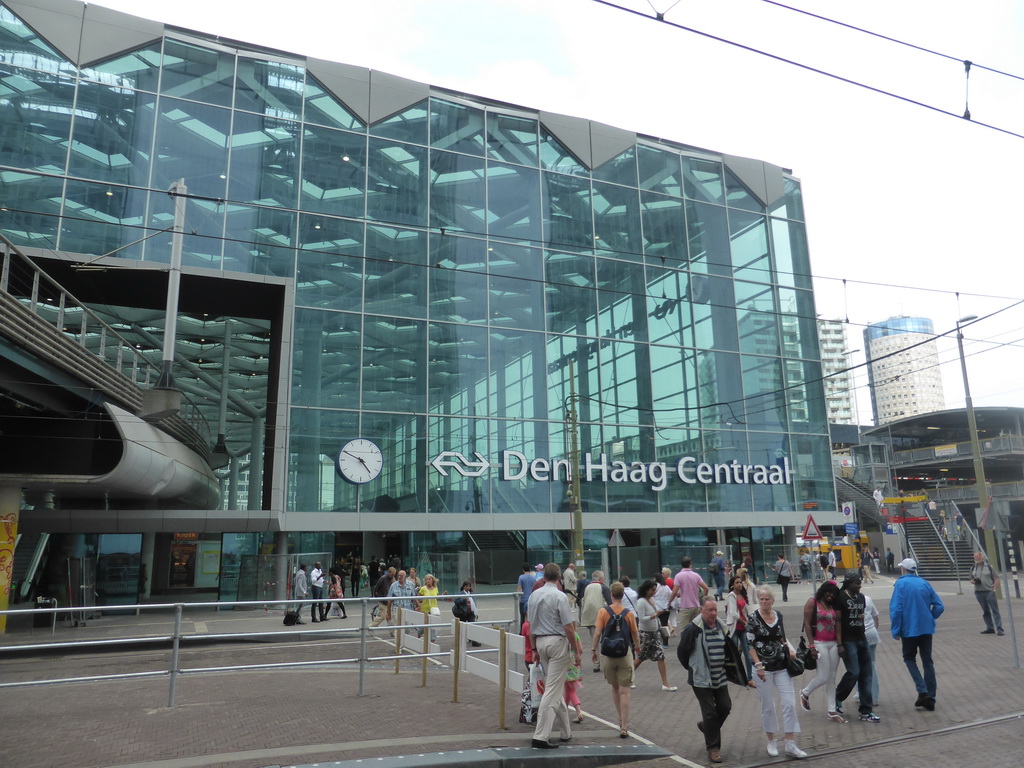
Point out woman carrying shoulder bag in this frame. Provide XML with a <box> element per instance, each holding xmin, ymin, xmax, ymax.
<box><xmin>798</xmin><ymin>581</ymin><xmax>843</xmax><ymax>722</ymax></box>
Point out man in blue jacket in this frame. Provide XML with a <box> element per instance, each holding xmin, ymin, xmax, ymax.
<box><xmin>889</xmin><ymin>558</ymin><xmax>944</xmax><ymax>711</ymax></box>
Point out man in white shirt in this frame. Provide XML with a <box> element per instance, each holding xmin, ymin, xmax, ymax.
<box><xmin>309</xmin><ymin>561</ymin><xmax>327</xmax><ymax>623</ymax></box>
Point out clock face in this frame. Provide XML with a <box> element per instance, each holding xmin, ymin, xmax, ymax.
<box><xmin>335</xmin><ymin>439</ymin><xmax>384</xmax><ymax>485</ymax></box>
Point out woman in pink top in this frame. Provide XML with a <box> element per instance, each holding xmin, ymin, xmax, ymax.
<box><xmin>798</xmin><ymin>581</ymin><xmax>845</xmax><ymax>722</ymax></box>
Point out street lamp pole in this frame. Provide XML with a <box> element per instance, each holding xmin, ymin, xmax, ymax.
<box><xmin>955</xmin><ymin>316</ymin><xmax>997</xmax><ymax>564</ymax></box>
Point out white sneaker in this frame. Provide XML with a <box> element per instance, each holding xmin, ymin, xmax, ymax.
<box><xmin>766</xmin><ymin>739</ymin><xmax>778</xmax><ymax>757</ymax></box>
<box><xmin>784</xmin><ymin>741</ymin><xmax>807</xmax><ymax>758</ymax></box>
<box><xmin>661</xmin><ymin>685</ymin><xmax>678</xmax><ymax>692</ymax></box>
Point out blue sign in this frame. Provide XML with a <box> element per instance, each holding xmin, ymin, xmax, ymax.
<box><xmin>844</xmin><ymin>523</ymin><xmax>859</xmax><ymax>535</ymax></box>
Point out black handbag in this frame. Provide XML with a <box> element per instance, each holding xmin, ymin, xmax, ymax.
<box><xmin>787</xmin><ymin>653</ymin><xmax>804</xmax><ymax>677</ymax></box>
<box><xmin>797</xmin><ymin>637</ymin><xmax>818</xmax><ymax>671</ymax></box>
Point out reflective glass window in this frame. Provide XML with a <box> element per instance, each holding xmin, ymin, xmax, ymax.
<box><xmin>592</xmin><ymin>147</ymin><xmax>637</xmax><ymax>188</ymax></box>
<box><xmin>641</xmin><ymin>193</ymin><xmax>686</xmax><ymax>265</ymax></box>
<box><xmin>598</xmin><ymin>339</ymin><xmax>645</xmax><ymax>425</ymax></box>
<box><xmin>234</xmin><ymin>58</ymin><xmax>304</xmax><ymax>118</ymax></box>
<box><xmin>488</xmin><ymin>418</ymin><xmax>550</xmax><ymax>514</ymax></box>
<box><xmin>288</xmin><ymin>407</ymin><xmax>359</xmax><ymax>512</ymax></box>
<box><xmin>724</xmin><ymin>168</ymin><xmax>765</xmax><ymax>213</ymax></box>
<box><xmin>69</xmin><ymin>82</ymin><xmax>155</xmax><ymax>186</ymax></box>
<box><xmin>0</xmin><ymin>172</ymin><xmax>60</xmax><ymax>248</ymax></box>
<box><xmin>366</xmin><ymin>138</ymin><xmax>427</xmax><ymax>227</ymax></box>
<box><xmin>299</xmin><ymin>125</ymin><xmax>366</xmax><ymax>218</ymax></box>
<box><xmin>362</xmin><ymin>411</ymin><xmax>424</xmax><ymax>511</ymax></box>
<box><xmin>769</xmin><ymin>177</ymin><xmax>804</xmax><ymax>221</ymax></box>
<box><xmin>696</xmin><ymin>349</ymin><xmax>743</xmax><ymax>429</ymax></box>
<box><xmin>291</xmin><ymin>308</ymin><xmax>362</xmax><ymax>408</ymax></box>
<box><xmin>748</xmin><ymin>433</ymin><xmax>795</xmax><ymax>512</ymax></box>
<box><xmin>430</xmin><ymin>98</ymin><xmax>485</xmax><ymax>155</ymax></box>
<box><xmin>0</xmin><ymin>6</ymin><xmax>75</xmax><ymax>77</ymax></box>
<box><xmin>427</xmin><ymin>416</ymin><xmax>491</xmax><ymax>510</ymax></box>
<box><xmin>649</xmin><ymin>345</ymin><xmax>700</xmax><ymax>429</ymax></box>
<box><xmin>487</xmin><ymin>113</ymin><xmax>538</xmax><ymax>166</ymax></box>
<box><xmin>228</xmin><ymin>112</ymin><xmax>300</xmax><ymax>208</ymax></box>
<box><xmin>544</xmin><ymin>251</ymin><xmax>597</xmax><ymax>336</ymax></box>
<box><xmin>729</xmin><ymin>210</ymin><xmax>770</xmax><ymax>282</ymax></box>
<box><xmin>369</xmin><ymin>99</ymin><xmax>428</xmax><ymax>144</ymax></box>
<box><xmin>702</xmin><ymin>430</ymin><xmax>752</xmax><ymax>512</ymax></box>
<box><xmin>296</xmin><ymin>215</ymin><xmax>364</xmax><ymax>311</ymax></box>
<box><xmin>645</xmin><ymin>267</ymin><xmax>695</xmax><ymax>349</ymax></box>
<box><xmin>690</xmin><ymin>274</ymin><xmax>738</xmax><ymax>351</ymax></box>
<box><xmin>638</xmin><ymin>145</ymin><xmax>683</xmax><ymax>197</ymax></box>
<box><xmin>361</xmin><ymin>315</ymin><xmax>427</xmax><ymax>413</ymax></box>
<box><xmin>223</xmin><ymin>206</ymin><xmax>295</xmax><ymax>276</ymax></box>
<box><xmin>654</xmin><ymin>427</ymin><xmax>706</xmax><ymax>513</ymax></box>
<box><xmin>364</xmin><ymin>225</ymin><xmax>427</xmax><ymax>319</ymax></box>
<box><xmin>602</xmin><ymin>426</ymin><xmax>658</xmax><ymax>515</ymax></box>
<box><xmin>593</xmin><ymin>182</ymin><xmax>641</xmax><ymax>261</ymax></box>
<box><xmin>486</xmin><ymin>162</ymin><xmax>541</xmax><ymax>242</ymax></box>
<box><xmin>144</xmin><ymin>190</ymin><xmax>224</xmax><ymax>268</ymax></box>
<box><xmin>790</xmin><ymin>434</ymin><xmax>835</xmax><ymax>511</ymax></box>
<box><xmin>597</xmin><ymin>259</ymin><xmax>648</xmax><ymax>342</ymax></box>
<box><xmin>786</xmin><ymin>360</ymin><xmax>827</xmax><ymax>434</ymax></box>
<box><xmin>428</xmin><ymin>322</ymin><xmax>489</xmax><ymax>416</ymax></box>
<box><xmin>151</xmin><ymin>96</ymin><xmax>229</xmax><ymax>199</ymax></box>
<box><xmin>546</xmin><ymin>335</ymin><xmax>600</xmax><ymax>423</ymax></box>
<box><xmin>304</xmin><ymin>74</ymin><xmax>364</xmax><ymax>131</ymax></box>
<box><xmin>777</xmin><ymin>287</ymin><xmax>819</xmax><ymax>360</ymax></box>
<box><xmin>429</xmin><ymin>150</ymin><xmax>485</xmax><ymax>234</ymax></box>
<box><xmin>735</xmin><ymin>281</ymin><xmax>779</xmax><ymax>356</ymax></box>
<box><xmin>770</xmin><ymin>218</ymin><xmax>812</xmax><ymax>289</ymax></box>
<box><xmin>685</xmin><ymin>200</ymin><xmax>730</xmax><ymax>274</ymax></box>
<box><xmin>0</xmin><ymin>71</ymin><xmax>74</xmax><ymax>174</ymax></box>
<box><xmin>160</xmin><ymin>40</ymin><xmax>235</xmax><ymax>106</ymax></box>
<box><xmin>489</xmin><ymin>328</ymin><xmax>546</xmax><ymax>421</ymax></box>
<box><xmin>540</xmin><ymin>127</ymin><xmax>587</xmax><ymax>175</ymax></box>
<box><xmin>488</xmin><ymin>243</ymin><xmax>544</xmax><ymax>331</ymax></box>
<box><xmin>741</xmin><ymin>355</ymin><xmax>787</xmax><ymax>431</ymax></box>
<box><xmin>543</xmin><ymin>172</ymin><xmax>593</xmax><ymax>253</ymax></box>
<box><xmin>59</xmin><ymin>179</ymin><xmax>148</xmax><ymax>260</ymax></box>
<box><xmin>80</xmin><ymin>43</ymin><xmax>163</xmax><ymax>91</ymax></box>
<box><xmin>429</xmin><ymin>235</ymin><xmax>488</xmax><ymax>324</ymax></box>
<box><xmin>682</xmin><ymin>157</ymin><xmax>724</xmax><ymax>203</ymax></box>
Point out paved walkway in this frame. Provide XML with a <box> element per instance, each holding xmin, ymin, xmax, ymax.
<box><xmin>1</xmin><ymin>576</ymin><xmax>1022</xmax><ymax>767</ymax></box>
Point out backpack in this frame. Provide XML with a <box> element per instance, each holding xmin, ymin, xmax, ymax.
<box><xmin>599</xmin><ymin>606</ymin><xmax>630</xmax><ymax>658</ymax></box>
<box><xmin>709</xmin><ymin>560</ymin><xmax>720</xmax><ymax>575</ymax></box>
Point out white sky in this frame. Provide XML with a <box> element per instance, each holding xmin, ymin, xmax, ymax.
<box><xmin>95</xmin><ymin>0</ymin><xmax>1024</xmax><ymax>421</ymax></box>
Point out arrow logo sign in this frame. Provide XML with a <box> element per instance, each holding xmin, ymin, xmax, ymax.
<box><xmin>430</xmin><ymin>451</ymin><xmax>489</xmax><ymax>478</ymax></box>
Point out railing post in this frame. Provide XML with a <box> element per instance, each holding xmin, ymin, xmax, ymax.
<box><xmin>394</xmin><ymin>606</ymin><xmax>402</xmax><ymax>674</ymax></box>
<box><xmin>421</xmin><ymin>617</ymin><xmax>429</xmax><ymax>688</ymax></box>
<box><xmin>358</xmin><ymin>598</ymin><xmax>368</xmax><ymax>696</ymax></box>
<box><xmin>498</xmin><ymin>627</ymin><xmax>507</xmax><ymax>730</ymax></box>
<box><xmin>167</xmin><ymin>603</ymin><xmax>183</xmax><ymax>708</ymax></box>
<box><xmin>452</xmin><ymin>617</ymin><xmax>460</xmax><ymax>703</ymax></box>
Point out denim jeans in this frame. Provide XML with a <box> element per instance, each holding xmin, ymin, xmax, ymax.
<box><xmin>975</xmin><ymin>590</ymin><xmax>1003</xmax><ymax>632</ymax></box>
<box><xmin>901</xmin><ymin>634</ymin><xmax>936</xmax><ymax>699</ymax></box>
<box><xmin>835</xmin><ymin>637</ymin><xmax>873</xmax><ymax>714</ymax></box>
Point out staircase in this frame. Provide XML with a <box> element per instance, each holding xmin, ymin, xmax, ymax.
<box><xmin>834</xmin><ymin>477</ymin><xmax>887</xmax><ymax>526</ymax></box>
<box><xmin>10</xmin><ymin>532</ymin><xmax>49</xmax><ymax>603</ymax></box>
<box><xmin>904</xmin><ymin>519</ymin><xmax>974</xmax><ymax>581</ymax></box>
<box><xmin>466</xmin><ymin>530</ymin><xmax>525</xmax><ymax>552</ymax></box>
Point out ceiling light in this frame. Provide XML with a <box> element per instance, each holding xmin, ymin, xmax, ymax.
<box><xmin>342</xmin><ymin>155</ymin><xmax>350</xmax><ymax>162</ymax></box>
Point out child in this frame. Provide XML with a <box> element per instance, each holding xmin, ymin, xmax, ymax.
<box><xmin>564</xmin><ymin>630</ymin><xmax>584</xmax><ymax>723</ymax></box>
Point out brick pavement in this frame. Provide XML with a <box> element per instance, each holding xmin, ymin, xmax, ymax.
<box><xmin>0</xmin><ymin>577</ymin><xmax>1022</xmax><ymax>767</ymax></box>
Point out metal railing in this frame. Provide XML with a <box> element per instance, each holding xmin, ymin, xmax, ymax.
<box><xmin>0</xmin><ymin>591</ymin><xmax>522</xmax><ymax>708</ymax></box>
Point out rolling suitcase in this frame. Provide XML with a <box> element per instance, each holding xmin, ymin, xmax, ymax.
<box><xmin>283</xmin><ymin>611</ymin><xmax>300</xmax><ymax>626</ymax></box>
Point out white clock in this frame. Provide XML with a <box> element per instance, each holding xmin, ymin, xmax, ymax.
<box><xmin>335</xmin><ymin>439</ymin><xmax>384</xmax><ymax>484</ymax></box>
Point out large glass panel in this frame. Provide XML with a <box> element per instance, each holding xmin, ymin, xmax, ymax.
<box><xmin>593</xmin><ymin>182</ymin><xmax>641</xmax><ymax>261</ymax></box>
<box><xmin>724</xmin><ymin>169</ymin><xmax>765</xmax><ymax>213</ymax></box>
<box><xmin>304</xmin><ymin>74</ymin><xmax>363</xmax><ymax>131</ymax></box>
<box><xmin>489</xmin><ymin>417</ymin><xmax>550</xmax><ymax>515</ymax></box>
<box><xmin>0</xmin><ymin>70</ymin><xmax>74</xmax><ymax>174</ymax></box>
<box><xmin>223</xmin><ymin>205</ymin><xmax>295</xmax><ymax>276</ymax></box>
<box><xmin>299</xmin><ymin>125</ymin><xmax>366</xmax><ymax>218</ymax></box>
<box><xmin>291</xmin><ymin>308</ymin><xmax>361</xmax><ymax>409</ymax></box>
<box><xmin>487</xmin><ymin>113</ymin><xmax>538</xmax><ymax>166</ymax></box>
<box><xmin>295</xmin><ymin>214</ymin><xmax>364</xmax><ymax>311</ymax></box>
<box><xmin>544</xmin><ymin>251</ymin><xmax>597</xmax><ymax>336</ymax></box>
<box><xmin>696</xmin><ymin>350</ymin><xmax>743</xmax><ymax>429</ymax></box>
<box><xmin>769</xmin><ymin>177</ymin><xmax>804</xmax><ymax>221</ymax></box>
<box><xmin>429</xmin><ymin>234</ymin><xmax>487</xmax><ymax>324</ymax></box>
<box><xmin>539</xmin><ymin>127</ymin><xmax>587</xmax><ymax>176</ymax></box>
<box><xmin>1</xmin><ymin>173</ymin><xmax>61</xmax><ymax>247</ymax></box>
<box><xmin>151</xmin><ymin>96</ymin><xmax>230</xmax><ymax>199</ymax></box>
<box><xmin>489</xmin><ymin>328</ymin><xmax>546</xmax><ymax>421</ymax></box>
<box><xmin>602</xmin><ymin>426</ymin><xmax>658</xmax><ymax>515</ymax></box>
<box><xmin>735</xmin><ymin>281</ymin><xmax>779</xmax><ymax>356</ymax></box>
<box><xmin>427</xmin><ymin>415</ymin><xmax>490</xmax><ymax>513</ymax></box>
<box><xmin>288</xmin><ymin>407</ymin><xmax>359</xmax><ymax>512</ymax></box>
<box><xmin>741</xmin><ymin>355</ymin><xmax>787</xmax><ymax>431</ymax></box>
<box><xmin>638</xmin><ymin>145</ymin><xmax>683</xmax><ymax>197</ymax></box>
<box><xmin>598</xmin><ymin>339</ymin><xmax>646</xmax><ymax>426</ymax></box>
<box><xmin>592</xmin><ymin>147</ymin><xmax>637</xmax><ymax>188</ymax></box>
<box><xmin>429</xmin><ymin>150</ymin><xmax>485</xmax><ymax>234</ymax></box>
<box><xmin>58</xmin><ymin>179</ymin><xmax>148</xmax><ymax>260</ymax></box>
<box><xmin>777</xmin><ymin>287</ymin><xmax>819</xmax><ymax>360</ymax></box>
<box><xmin>702</xmin><ymin>430</ymin><xmax>752</xmax><ymax>512</ymax></box>
<box><xmin>69</xmin><ymin>82</ymin><xmax>155</xmax><ymax>186</ymax></box>
<box><xmin>145</xmin><ymin>189</ymin><xmax>224</xmax><ymax>267</ymax></box>
<box><xmin>748</xmin><ymin>433</ymin><xmax>795</xmax><ymax>512</ymax></box>
<box><xmin>364</xmin><ymin>224</ymin><xmax>427</xmax><ymax>317</ymax></box>
<box><xmin>729</xmin><ymin>210</ymin><xmax>770</xmax><ymax>282</ymax></box>
<box><xmin>361</xmin><ymin>315</ymin><xmax>427</xmax><ymax>413</ymax></box>
<box><xmin>597</xmin><ymin>259</ymin><xmax>648</xmax><ymax>342</ymax></box>
<box><xmin>546</xmin><ymin>335</ymin><xmax>600</xmax><ymax>424</ymax></box>
<box><xmin>786</xmin><ymin>360</ymin><xmax>828</xmax><ymax>434</ymax></box>
<box><xmin>543</xmin><ymin>172</ymin><xmax>593</xmax><ymax>253</ymax></box>
<box><xmin>649</xmin><ymin>345</ymin><xmax>700</xmax><ymax>429</ymax></box>
<box><xmin>690</xmin><ymin>274</ymin><xmax>738</xmax><ymax>351</ymax></box>
<box><xmin>228</xmin><ymin>112</ymin><xmax>300</xmax><ymax>209</ymax></box>
<box><xmin>682</xmin><ymin>157</ymin><xmax>724</xmax><ymax>203</ymax></box>
<box><xmin>363</xmin><ymin>411</ymin><xmax>424</xmax><ymax>512</ymax></box>
<box><xmin>160</xmin><ymin>39</ymin><xmax>235</xmax><ymax>107</ymax></box>
<box><xmin>645</xmin><ymin>266</ymin><xmax>695</xmax><ymax>349</ymax></box>
<box><xmin>234</xmin><ymin>58</ymin><xmax>304</xmax><ymax>118</ymax></box>
<box><xmin>0</xmin><ymin>5</ymin><xmax>75</xmax><ymax>76</ymax></box>
<box><xmin>80</xmin><ymin>43</ymin><xmax>162</xmax><ymax>91</ymax></box>
<box><xmin>641</xmin><ymin>193</ymin><xmax>686</xmax><ymax>265</ymax></box>
<box><xmin>366</xmin><ymin>138</ymin><xmax>427</xmax><ymax>227</ymax></box>
<box><xmin>488</xmin><ymin>243</ymin><xmax>544</xmax><ymax>331</ymax></box>
<box><xmin>486</xmin><ymin>162</ymin><xmax>541</xmax><ymax>242</ymax></box>
<box><xmin>790</xmin><ymin>434</ymin><xmax>835</xmax><ymax>511</ymax></box>
<box><xmin>770</xmin><ymin>218</ymin><xmax>812</xmax><ymax>290</ymax></box>
<box><xmin>655</xmin><ymin>427</ymin><xmax>706</xmax><ymax>513</ymax></box>
<box><xmin>428</xmin><ymin>322</ymin><xmax>489</xmax><ymax>416</ymax></box>
<box><xmin>369</xmin><ymin>99</ymin><xmax>428</xmax><ymax>144</ymax></box>
<box><xmin>430</xmin><ymin>98</ymin><xmax>484</xmax><ymax>155</ymax></box>
<box><xmin>685</xmin><ymin>200</ymin><xmax>730</xmax><ymax>274</ymax></box>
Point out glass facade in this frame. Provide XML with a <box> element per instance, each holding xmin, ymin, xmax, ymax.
<box><xmin>0</xmin><ymin>4</ymin><xmax>833</xmax><ymax>531</ymax></box>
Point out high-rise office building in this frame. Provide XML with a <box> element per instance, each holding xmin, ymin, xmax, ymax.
<box><xmin>817</xmin><ymin>319</ymin><xmax>857</xmax><ymax>425</ymax></box>
<box><xmin>864</xmin><ymin>316</ymin><xmax>945</xmax><ymax>425</ymax></box>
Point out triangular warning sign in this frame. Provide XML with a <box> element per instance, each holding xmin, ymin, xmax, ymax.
<box><xmin>802</xmin><ymin>514</ymin><xmax>823</xmax><ymax>540</ymax></box>
<box><xmin>609</xmin><ymin>528</ymin><xmax>626</xmax><ymax>547</ymax></box>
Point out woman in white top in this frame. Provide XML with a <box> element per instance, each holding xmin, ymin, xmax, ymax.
<box><xmin>653</xmin><ymin>573</ymin><xmax>672</xmax><ymax>647</ymax></box>
<box><xmin>632</xmin><ymin>579</ymin><xmax>676</xmax><ymax>690</ymax></box>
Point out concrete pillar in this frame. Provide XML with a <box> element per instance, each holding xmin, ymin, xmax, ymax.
<box><xmin>0</xmin><ymin>485</ymin><xmax>22</xmax><ymax>633</ymax></box>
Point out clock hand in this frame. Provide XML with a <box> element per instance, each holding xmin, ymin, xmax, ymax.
<box><xmin>343</xmin><ymin>450</ymin><xmax>370</xmax><ymax>468</ymax></box>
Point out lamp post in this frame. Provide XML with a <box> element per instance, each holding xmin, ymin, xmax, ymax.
<box><xmin>955</xmin><ymin>315</ymin><xmax>997</xmax><ymax>564</ymax></box>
